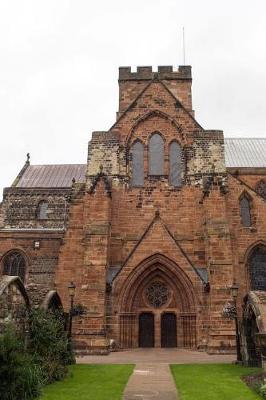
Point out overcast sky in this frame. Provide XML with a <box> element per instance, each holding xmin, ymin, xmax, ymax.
<box><xmin>0</xmin><ymin>0</ymin><xmax>266</xmax><ymax>197</ymax></box>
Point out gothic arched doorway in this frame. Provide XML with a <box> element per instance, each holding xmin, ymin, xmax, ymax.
<box><xmin>242</xmin><ymin>293</ymin><xmax>262</xmax><ymax>367</ymax></box>
<box><xmin>115</xmin><ymin>254</ymin><xmax>198</xmax><ymax>349</ymax></box>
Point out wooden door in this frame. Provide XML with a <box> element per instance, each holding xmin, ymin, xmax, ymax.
<box><xmin>161</xmin><ymin>313</ymin><xmax>177</xmax><ymax>348</ymax></box>
<box><xmin>139</xmin><ymin>313</ymin><xmax>154</xmax><ymax>347</ymax></box>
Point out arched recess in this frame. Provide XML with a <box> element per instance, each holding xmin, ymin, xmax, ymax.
<box><xmin>0</xmin><ymin>276</ymin><xmax>30</xmax><ymax>332</ymax></box>
<box><xmin>117</xmin><ymin>254</ymin><xmax>197</xmax><ymax>313</ymax></box>
<box><xmin>0</xmin><ymin>275</ymin><xmax>30</xmax><ymax>307</ymax></box>
<box><xmin>41</xmin><ymin>290</ymin><xmax>63</xmax><ymax>311</ymax></box>
<box><xmin>242</xmin><ymin>292</ymin><xmax>266</xmax><ymax>366</ymax></box>
<box><xmin>126</xmin><ymin>110</ymin><xmax>184</xmax><ymax>145</ymax></box>
<box><xmin>114</xmin><ymin>253</ymin><xmax>198</xmax><ymax>348</ymax></box>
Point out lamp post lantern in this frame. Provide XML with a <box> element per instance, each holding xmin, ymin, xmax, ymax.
<box><xmin>230</xmin><ymin>282</ymin><xmax>242</xmax><ymax>362</ymax></box>
<box><xmin>67</xmin><ymin>281</ymin><xmax>76</xmax><ymax>340</ymax></box>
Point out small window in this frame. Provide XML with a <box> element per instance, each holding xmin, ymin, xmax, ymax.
<box><xmin>131</xmin><ymin>141</ymin><xmax>144</xmax><ymax>186</ymax></box>
<box><xmin>240</xmin><ymin>195</ymin><xmax>252</xmax><ymax>227</ymax></box>
<box><xmin>3</xmin><ymin>251</ymin><xmax>26</xmax><ymax>282</ymax></box>
<box><xmin>169</xmin><ymin>141</ymin><xmax>182</xmax><ymax>187</ymax></box>
<box><xmin>37</xmin><ymin>201</ymin><xmax>48</xmax><ymax>220</ymax></box>
<box><xmin>149</xmin><ymin>133</ymin><xmax>164</xmax><ymax>175</ymax></box>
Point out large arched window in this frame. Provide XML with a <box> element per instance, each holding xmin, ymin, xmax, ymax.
<box><xmin>2</xmin><ymin>251</ymin><xmax>26</xmax><ymax>282</ymax></box>
<box><xmin>37</xmin><ymin>201</ymin><xmax>48</xmax><ymax>220</ymax></box>
<box><xmin>149</xmin><ymin>133</ymin><xmax>164</xmax><ymax>175</ymax></box>
<box><xmin>256</xmin><ymin>180</ymin><xmax>266</xmax><ymax>200</ymax></box>
<box><xmin>240</xmin><ymin>194</ymin><xmax>252</xmax><ymax>227</ymax></box>
<box><xmin>169</xmin><ymin>141</ymin><xmax>182</xmax><ymax>187</ymax></box>
<box><xmin>131</xmin><ymin>141</ymin><xmax>144</xmax><ymax>186</ymax></box>
<box><xmin>249</xmin><ymin>246</ymin><xmax>266</xmax><ymax>291</ymax></box>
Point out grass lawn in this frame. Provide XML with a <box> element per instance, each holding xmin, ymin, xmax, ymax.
<box><xmin>39</xmin><ymin>364</ymin><xmax>134</xmax><ymax>400</ymax></box>
<box><xmin>171</xmin><ymin>364</ymin><xmax>261</xmax><ymax>400</ymax></box>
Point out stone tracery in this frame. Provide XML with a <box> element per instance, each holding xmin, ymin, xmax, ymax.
<box><xmin>145</xmin><ymin>281</ymin><xmax>169</xmax><ymax>308</ymax></box>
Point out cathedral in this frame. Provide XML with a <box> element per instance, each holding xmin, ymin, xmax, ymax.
<box><xmin>1</xmin><ymin>65</ymin><xmax>266</xmax><ymax>359</ymax></box>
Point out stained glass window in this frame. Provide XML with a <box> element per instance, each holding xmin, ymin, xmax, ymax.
<box><xmin>3</xmin><ymin>252</ymin><xmax>26</xmax><ymax>282</ymax></box>
<box><xmin>149</xmin><ymin>133</ymin><xmax>164</xmax><ymax>175</ymax></box>
<box><xmin>131</xmin><ymin>141</ymin><xmax>144</xmax><ymax>186</ymax></box>
<box><xmin>169</xmin><ymin>141</ymin><xmax>182</xmax><ymax>186</ymax></box>
<box><xmin>249</xmin><ymin>247</ymin><xmax>266</xmax><ymax>291</ymax></box>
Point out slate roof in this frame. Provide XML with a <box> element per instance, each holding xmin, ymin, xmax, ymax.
<box><xmin>13</xmin><ymin>138</ymin><xmax>266</xmax><ymax>188</ymax></box>
<box><xmin>16</xmin><ymin>164</ymin><xmax>87</xmax><ymax>188</ymax></box>
<box><xmin>224</xmin><ymin>138</ymin><xmax>266</xmax><ymax>168</ymax></box>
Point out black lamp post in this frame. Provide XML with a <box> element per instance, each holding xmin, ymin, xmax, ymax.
<box><xmin>67</xmin><ymin>281</ymin><xmax>76</xmax><ymax>340</ymax></box>
<box><xmin>230</xmin><ymin>282</ymin><xmax>242</xmax><ymax>362</ymax></box>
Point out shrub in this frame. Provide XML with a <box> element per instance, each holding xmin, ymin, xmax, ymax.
<box><xmin>0</xmin><ymin>325</ymin><xmax>43</xmax><ymax>400</ymax></box>
<box><xmin>259</xmin><ymin>380</ymin><xmax>266</xmax><ymax>398</ymax></box>
<box><xmin>28</xmin><ymin>309</ymin><xmax>75</xmax><ymax>384</ymax></box>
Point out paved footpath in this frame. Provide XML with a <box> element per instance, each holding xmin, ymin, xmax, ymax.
<box><xmin>78</xmin><ymin>349</ymin><xmax>234</xmax><ymax>400</ymax></box>
<box><xmin>123</xmin><ymin>363</ymin><xmax>178</xmax><ymax>400</ymax></box>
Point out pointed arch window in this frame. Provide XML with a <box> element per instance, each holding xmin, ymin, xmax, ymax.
<box><xmin>249</xmin><ymin>246</ymin><xmax>266</xmax><ymax>291</ymax></box>
<box><xmin>169</xmin><ymin>141</ymin><xmax>182</xmax><ymax>187</ymax></box>
<box><xmin>149</xmin><ymin>133</ymin><xmax>164</xmax><ymax>175</ymax></box>
<box><xmin>2</xmin><ymin>251</ymin><xmax>26</xmax><ymax>282</ymax></box>
<box><xmin>256</xmin><ymin>180</ymin><xmax>266</xmax><ymax>200</ymax></box>
<box><xmin>37</xmin><ymin>201</ymin><xmax>48</xmax><ymax>220</ymax></box>
<box><xmin>131</xmin><ymin>141</ymin><xmax>144</xmax><ymax>187</ymax></box>
<box><xmin>240</xmin><ymin>194</ymin><xmax>252</xmax><ymax>227</ymax></box>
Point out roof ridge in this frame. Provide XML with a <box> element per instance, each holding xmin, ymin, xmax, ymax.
<box><xmin>27</xmin><ymin>163</ymin><xmax>87</xmax><ymax>167</ymax></box>
<box><xmin>225</xmin><ymin>137</ymin><xmax>266</xmax><ymax>140</ymax></box>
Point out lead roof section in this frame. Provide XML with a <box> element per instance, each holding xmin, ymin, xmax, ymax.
<box><xmin>225</xmin><ymin>138</ymin><xmax>266</xmax><ymax>168</ymax></box>
<box><xmin>12</xmin><ymin>139</ymin><xmax>266</xmax><ymax>188</ymax></box>
<box><xmin>15</xmin><ymin>164</ymin><xmax>87</xmax><ymax>188</ymax></box>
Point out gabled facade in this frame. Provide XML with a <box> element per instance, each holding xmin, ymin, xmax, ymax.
<box><xmin>1</xmin><ymin>65</ymin><xmax>266</xmax><ymax>356</ymax></box>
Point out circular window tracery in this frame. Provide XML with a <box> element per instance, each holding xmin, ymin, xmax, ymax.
<box><xmin>145</xmin><ymin>281</ymin><xmax>169</xmax><ymax>308</ymax></box>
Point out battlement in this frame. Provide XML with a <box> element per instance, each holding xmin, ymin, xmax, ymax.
<box><xmin>119</xmin><ymin>65</ymin><xmax>192</xmax><ymax>81</ymax></box>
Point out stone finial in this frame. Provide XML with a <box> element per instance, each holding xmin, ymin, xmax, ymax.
<box><xmin>26</xmin><ymin>153</ymin><xmax>30</xmax><ymax>164</ymax></box>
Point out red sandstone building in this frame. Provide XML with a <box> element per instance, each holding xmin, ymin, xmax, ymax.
<box><xmin>1</xmin><ymin>65</ymin><xmax>266</xmax><ymax>359</ymax></box>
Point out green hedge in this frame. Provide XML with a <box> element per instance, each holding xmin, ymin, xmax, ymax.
<box><xmin>0</xmin><ymin>326</ymin><xmax>43</xmax><ymax>400</ymax></box>
<box><xmin>0</xmin><ymin>309</ymin><xmax>75</xmax><ymax>400</ymax></box>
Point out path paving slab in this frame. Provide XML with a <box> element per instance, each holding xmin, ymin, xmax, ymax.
<box><xmin>77</xmin><ymin>348</ymin><xmax>234</xmax><ymax>365</ymax></box>
<box><xmin>123</xmin><ymin>363</ymin><xmax>178</xmax><ymax>400</ymax></box>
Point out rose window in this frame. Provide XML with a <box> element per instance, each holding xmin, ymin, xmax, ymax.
<box><xmin>145</xmin><ymin>281</ymin><xmax>169</xmax><ymax>308</ymax></box>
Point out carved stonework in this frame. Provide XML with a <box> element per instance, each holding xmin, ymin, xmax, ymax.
<box><xmin>145</xmin><ymin>281</ymin><xmax>169</xmax><ymax>308</ymax></box>
<box><xmin>256</xmin><ymin>180</ymin><xmax>266</xmax><ymax>200</ymax></box>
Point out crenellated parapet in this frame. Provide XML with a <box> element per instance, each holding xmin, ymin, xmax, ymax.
<box><xmin>118</xmin><ymin>65</ymin><xmax>192</xmax><ymax>81</ymax></box>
